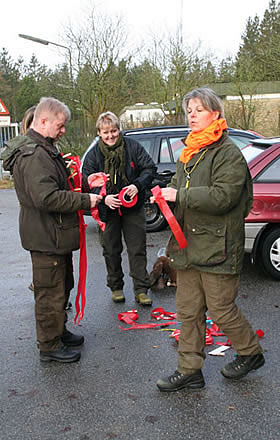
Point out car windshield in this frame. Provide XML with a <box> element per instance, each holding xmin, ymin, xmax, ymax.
<box><xmin>241</xmin><ymin>145</ymin><xmax>265</xmax><ymax>163</ymax></box>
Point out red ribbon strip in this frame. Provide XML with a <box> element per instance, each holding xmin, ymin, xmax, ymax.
<box><xmin>150</xmin><ymin>307</ymin><xmax>177</xmax><ymax>320</ymax></box>
<box><xmin>64</xmin><ymin>154</ymin><xmax>88</xmax><ymax>324</ymax></box>
<box><xmin>170</xmin><ymin>329</ymin><xmax>180</xmax><ymax>342</ymax></box>
<box><xmin>88</xmin><ymin>173</ymin><xmax>107</xmax><ymax>232</ymax></box>
<box><xmin>169</xmin><ymin>321</ymin><xmax>264</xmax><ymax>347</ymax></box>
<box><xmin>118</xmin><ymin>308</ymin><xmax>178</xmax><ymax>331</ymax></box>
<box><xmin>151</xmin><ymin>185</ymin><xmax>187</xmax><ymax>249</ymax></box>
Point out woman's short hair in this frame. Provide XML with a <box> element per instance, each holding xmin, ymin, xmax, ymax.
<box><xmin>21</xmin><ymin>105</ymin><xmax>36</xmax><ymax>135</ymax></box>
<box><xmin>34</xmin><ymin>97</ymin><xmax>71</xmax><ymax>122</ymax></box>
<box><xmin>182</xmin><ymin>87</ymin><xmax>224</xmax><ymax>118</ymax></box>
<box><xmin>96</xmin><ymin>112</ymin><xmax>120</xmax><ymax>131</ymax></box>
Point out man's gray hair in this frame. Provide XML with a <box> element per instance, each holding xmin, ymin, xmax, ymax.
<box><xmin>34</xmin><ymin>97</ymin><xmax>71</xmax><ymax>122</ymax></box>
<box><xmin>96</xmin><ymin>112</ymin><xmax>120</xmax><ymax>131</ymax></box>
<box><xmin>182</xmin><ymin>87</ymin><xmax>224</xmax><ymax>118</ymax></box>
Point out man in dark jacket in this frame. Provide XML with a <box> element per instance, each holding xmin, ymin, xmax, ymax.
<box><xmin>82</xmin><ymin>112</ymin><xmax>157</xmax><ymax>305</ymax></box>
<box><xmin>2</xmin><ymin>97</ymin><xmax>102</xmax><ymax>363</ymax></box>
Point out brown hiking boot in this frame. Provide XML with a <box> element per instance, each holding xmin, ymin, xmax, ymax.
<box><xmin>135</xmin><ymin>292</ymin><xmax>152</xmax><ymax>306</ymax></box>
<box><xmin>112</xmin><ymin>290</ymin><xmax>125</xmax><ymax>303</ymax></box>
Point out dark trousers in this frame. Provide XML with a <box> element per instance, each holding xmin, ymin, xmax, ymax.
<box><xmin>31</xmin><ymin>251</ymin><xmax>74</xmax><ymax>351</ymax></box>
<box><xmin>176</xmin><ymin>268</ymin><xmax>262</xmax><ymax>374</ymax></box>
<box><xmin>100</xmin><ymin>207</ymin><xmax>150</xmax><ymax>294</ymax></box>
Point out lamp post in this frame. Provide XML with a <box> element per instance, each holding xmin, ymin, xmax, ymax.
<box><xmin>18</xmin><ymin>33</ymin><xmax>73</xmax><ymax>85</ymax></box>
<box><xmin>179</xmin><ymin>0</ymin><xmax>183</xmax><ymax>46</ymax></box>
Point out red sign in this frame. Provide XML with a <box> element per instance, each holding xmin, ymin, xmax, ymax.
<box><xmin>0</xmin><ymin>99</ymin><xmax>9</xmax><ymax>115</ymax></box>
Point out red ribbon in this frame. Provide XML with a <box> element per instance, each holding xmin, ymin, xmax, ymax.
<box><xmin>64</xmin><ymin>154</ymin><xmax>88</xmax><ymax>324</ymax></box>
<box><xmin>170</xmin><ymin>329</ymin><xmax>180</xmax><ymax>342</ymax></box>
<box><xmin>150</xmin><ymin>307</ymin><xmax>177</xmax><ymax>320</ymax></box>
<box><xmin>118</xmin><ymin>308</ymin><xmax>178</xmax><ymax>331</ymax></box>
<box><xmin>151</xmin><ymin>185</ymin><xmax>187</xmax><ymax>249</ymax></box>
<box><xmin>88</xmin><ymin>172</ymin><xmax>107</xmax><ymax>232</ymax></box>
<box><xmin>117</xmin><ymin>187</ymin><xmax>138</xmax><ymax>216</ymax></box>
<box><xmin>118</xmin><ymin>187</ymin><xmax>138</xmax><ymax>208</ymax></box>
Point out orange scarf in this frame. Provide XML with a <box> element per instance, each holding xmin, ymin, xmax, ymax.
<box><xmin>179</xmin><ymin>118</ymin><xmax>228</xmax><ymax>164</ymax></box>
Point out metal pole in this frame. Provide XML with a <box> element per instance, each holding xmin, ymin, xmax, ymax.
<box><xmin>18</xmin><ymin>34</ymin><xmax>73</xmax><ymax>85</ymax></box>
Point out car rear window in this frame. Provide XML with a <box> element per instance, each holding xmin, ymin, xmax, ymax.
<box><xmin>170</xmin><ymin>137</ymin><xmax>185</xmax><ymax>161</ymax></box>
<box><xmin>255</xmin><ymin>156</ymin><xmax>280</xmax><ymax>183</ymax></box>
<box><xmin>128</xmin><ymin>135</ymin><xmax>154</xmax><ymax>156</ymax></box>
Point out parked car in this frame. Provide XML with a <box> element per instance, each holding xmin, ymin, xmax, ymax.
<box><xmin>82</xmin><ymin>126</ymin><xmax>262</xmax><ymax>232</ymax></box>
<box><xmin>242</xmin><ymin>140</ymin><xmax>280</xmax><ymax>280</ymax></box>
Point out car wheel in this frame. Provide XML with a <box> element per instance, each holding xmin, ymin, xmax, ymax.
<box><xmin>259</xmin><ymin>228</ymin><xmax>280</xmax><ymax>280</ymax></box>
<box><xmin>145</xmin><ymin>201</ymin><xmax>167</xmax><ymax>232</ymax></box>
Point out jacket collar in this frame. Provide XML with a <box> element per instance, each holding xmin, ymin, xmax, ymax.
<box><xmin>27</xmin><ymin>129</ymin><xmax>59</xmax><ymax>157</ymax></box>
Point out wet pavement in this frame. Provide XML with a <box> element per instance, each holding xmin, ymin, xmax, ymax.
<box><xmin>0</xmin><ymin>189</ymin><xmax>279</xmax><ymax>440</ymax></box>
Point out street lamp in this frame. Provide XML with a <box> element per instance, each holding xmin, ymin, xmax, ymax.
<box><xmin>18</xmin><ymin>33</ymin><xmax>73</xmax><ymax>84</ymax></box>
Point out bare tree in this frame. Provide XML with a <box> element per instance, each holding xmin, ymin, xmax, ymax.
<box><xmin>63</xmin><ymin>6</ymin><xmax>129</xmax><ymax>143</ymax></box>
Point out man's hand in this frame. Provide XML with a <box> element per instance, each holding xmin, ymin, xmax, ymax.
<box><xmin>123</xmin><ymin>184</ymin><xmax>138</xmax><ymax>199</ymax></box>
<box><xmin>150</xmin><ymin>187</ymin><xmax>177</xmax><ymax>203</ymax></box>
<box><xmin>105</xmin><ymin>194</ymin><xmax>122</xmax><ymax>210</ymax></box>
<box><xmin>88</xmin><ymin>172</ymin><xmax>110</xmax><ymax>188</ymax></box>
<box><xmin>89</xmin><ymin>194</ymin><xmax>102</xmax><ymax>208</ymax></box>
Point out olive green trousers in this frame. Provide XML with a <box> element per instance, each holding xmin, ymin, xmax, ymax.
<box><xmin>176</xmin><ymin>268</ymin><xmax>262</xmax><ymax>374</ymax></box>
<box><xmin>31</xmin><ymin>252</ymin><xmax>74</xmax><ymax>351</ymax></box>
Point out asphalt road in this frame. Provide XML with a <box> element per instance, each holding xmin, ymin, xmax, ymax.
<box><xmin>0</xmin><ymin>189</ymin><xmax>279</xmax><ymax>440</ymax></box>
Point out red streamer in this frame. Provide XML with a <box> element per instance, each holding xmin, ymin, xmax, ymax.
<box><xmin>64</xmin><ymin>154</ymin><xmax>88</xmax><ymax>324</ymax></box>
<box><xmin>151</xmin><ymin>185</ymin><xmax>187</xmax><ymax>249</ymax></box>
<box><xmin>118</xmin><ymin>309</ymin><xmax>178</xmax><ymax>331</ymax></box>
<box><xmin>88</xmin><ymin>173</ymin><xmax>107</xmax><ymax>232</ymax></box>
<box><xmin>150</xmin><ymin>307</ymin><xmax>177</xmax><ymax>320</ymax></box>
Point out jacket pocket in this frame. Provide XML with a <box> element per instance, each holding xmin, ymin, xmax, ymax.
<box><xmin>54</xmin><ymin>223</ymin><xmax>80</xmax><ymax>251</ymax></box>
<box><xmin>166</xmin><ymin>234</ymin><xmax>188</xmax><ymax>270</ymax></box>
<box><xmin>187</xmin><ymin>223</ymin><xmax>226</xmax><ymax>266</ymax></box>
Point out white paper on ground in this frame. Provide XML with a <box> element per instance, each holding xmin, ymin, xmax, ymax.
<box><xmin>208</xmin><ymin>345</ymin><xmax>231</xmax><ymax>356</ymax></box>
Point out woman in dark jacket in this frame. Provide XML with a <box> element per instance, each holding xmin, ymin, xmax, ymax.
<box><xmin>82</xmin><ymin>112</ymin><xmax>157</xmax><ymax>305</ymax></box>
<box><xmin>152</xmin><ymin>88</ymin><xmax>264</xmax><ymax>392</ymax></box>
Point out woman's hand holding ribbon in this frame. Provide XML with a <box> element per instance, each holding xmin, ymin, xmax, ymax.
<box><xmin>150</xmin><ymin>187</ymin><xmax>177</xmax><ymax>203</ymax></box>
<box><xmin>123</xmin><ymin>184</ymin><xmax>138</xmax><ymax>199</ymax></box>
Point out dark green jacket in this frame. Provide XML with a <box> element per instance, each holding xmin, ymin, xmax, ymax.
<box><xmin>166</xmin><ymin>132</ymin><xmax>253</xmax><ymax>274</ymax></box>
<box><xmin>2</xmin><ymin>129</ymin><xmax>91</xmax><ymax>254</ymax></box>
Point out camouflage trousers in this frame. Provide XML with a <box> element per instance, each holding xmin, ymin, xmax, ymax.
<box><xmin>31</xmin><ymin>251</ymin><xmax>74</xmax><ymax>351</ymax></box>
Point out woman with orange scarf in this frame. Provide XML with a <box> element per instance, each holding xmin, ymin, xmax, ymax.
<box><xmin>153</xmin><ymin>88</ymin><xmax>264</xmax><ymax>392</ymax></box>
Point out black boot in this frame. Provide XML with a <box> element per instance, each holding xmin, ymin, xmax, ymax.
<box><xmin>157</xmin><ymin>370</ymin><xmax>205</xmax><ymax>392</ymax></box>
<box><xmin>221</xmin><ymin>353</ymin><xmax>265</xmax><ymax>379</ymax></box>
<box><xmin>62</xmin><ymin>329</ymin><xmax>84</xmax><ymax>347</ymax></box>
<box><xmin>40</xmin><ymin>345</ymin><xmax>81</xmax><ymax>363</ymax></box>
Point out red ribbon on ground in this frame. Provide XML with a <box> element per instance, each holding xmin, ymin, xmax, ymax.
<box><xmin>63</xmin><ymin>154</ymin><xmax>88</xmax><ymax>324</ymax></box>
<box><xmin>118</xmin><ymin>308</ymin><xmax>178</xmax><ymax>331</ymax></box>
<box><xmin>150</xmin><ymin>307</ymin><xmax>177</xmax><ymax>320</ymax></box>
<box><xmin>151</xmin><ymin>185</ymin><xmax>187</xmax><ymax>249</ymax></box>
<box><xmin>88</xmin><ymin>173</ymin><xmax>107</xmax><ymax>232</ymax></box>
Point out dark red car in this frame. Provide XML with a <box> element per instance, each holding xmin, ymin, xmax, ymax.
<box><xmin>242</xmin><ymin>140</ymin><xmax>280</xmax><ymax>280</ymax></box>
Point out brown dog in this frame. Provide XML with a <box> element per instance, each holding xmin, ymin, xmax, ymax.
<box><xmin>149</xmin><ymin>256</ymin><xmax>177</xmax><ymax>290</ymax></box>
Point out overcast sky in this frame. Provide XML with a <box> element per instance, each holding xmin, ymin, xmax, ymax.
<box><xmin>2</xmin><ymin>0</ymin><xmax>270</xmax><ymax>69</ymax></box>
